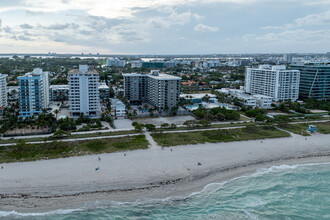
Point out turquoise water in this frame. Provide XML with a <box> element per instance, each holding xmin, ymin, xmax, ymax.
<box><xmin>2</xmin><ymin>163</ymin><xmax>330</xmax><ymax>219</ymax></box>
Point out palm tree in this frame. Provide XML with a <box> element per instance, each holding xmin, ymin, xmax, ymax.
<box><xmin>54</xmin><ymin>109</ymin><xmax>59</xmax><ymax>120</ymax></box>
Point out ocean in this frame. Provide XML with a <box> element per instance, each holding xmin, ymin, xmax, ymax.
<box><xmin>2</xmin><ymin>163</ymin><xmax>330</xmax><ymax>219</ymax></box>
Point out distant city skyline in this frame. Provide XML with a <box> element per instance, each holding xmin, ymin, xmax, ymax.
<box><xmin>1</xmin><ymin>0</ymin><xmax>330</xmax><ymax>54</ymax></box>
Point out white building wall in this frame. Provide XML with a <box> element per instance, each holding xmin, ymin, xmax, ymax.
<box><xmin>69</xmin><ymin>65</ymin><xmax>100</xmax><ymax>117</ymax></box>
<box><xmin>0</xmin><ymin>74</ymin><xmax>8</xmax><ymax>107</ymax></box>
<box><xmin>245</xmin><ymin>66</ymin><xmax>300</xmax><ymax>101</ymax></box>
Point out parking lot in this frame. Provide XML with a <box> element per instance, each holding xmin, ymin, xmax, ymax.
<box><xmin>133</xmin><ymin>115</ymin><xmax>195</xmax><ymax>126</ymax></box>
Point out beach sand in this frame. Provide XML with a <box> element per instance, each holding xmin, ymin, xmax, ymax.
<box><xmin>0</xmin><ymin>133</ymin><xmax>330</xmax><ymax>212</ymax></box>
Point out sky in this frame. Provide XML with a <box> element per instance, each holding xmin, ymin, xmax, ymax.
<box><xmin>0</xmin><ymin>0</ymin><xmax>330</xmax><ymax>54</ymax></box>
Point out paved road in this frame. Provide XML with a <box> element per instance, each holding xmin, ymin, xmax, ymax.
<box><xmin>0</xmin><ymin>126</ymin><xmax>247</xmax><ymax>147</ymax></box>
<box><xmin>0</xmin><ymin>133</ymin><xmax>141</xmax><ymax>147</ymax></box>
<box><xmin>1</xmin><ymin>120</ymin><xmax>250</xmax><ymax>140</ymax></box>
<box><xmin>1</xmin><ymin>128</ymin><xmax>134</xmax><ymax>140</ymax></box>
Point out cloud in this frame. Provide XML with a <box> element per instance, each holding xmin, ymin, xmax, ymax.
<box><xmin>294</xmin><ymin>10</ymin><xmax>330</xmax><ymax>26</ymax></box>
<box><xmin>262</xmin><ymin>10</ymin><xmax>330</xmax><ymax>31</ymax></box>
<box><xmin>45</xmin><ymin>23</ymin><xmax>79</xmax><ymax>30</ymax></box>
<box><xmin>16</xmin><ymin>35</ymin><xmax>33</xmax><ymax>41</ymax></box>
<box><xmin>256</xmin><ymin>29</ymin><xmax>330</xmax><ymax>43</ymax></box>
<box><xmin>1</xmin><ymin>0</ymin><xmax>330</xmax><ymax>54</ymax></box>
<box><xmin>194</xmin><ymin>23</ymin><xmax>219</xmax><ymax>32</ymax></box>
<box><xmin>14</xmin><ymin>0</ymin><xmax>261</xmax><ymax>19</ymax></box>
<box><xmin>20</xmin><ymin>23</ymin><xmax>33</xmax><ymax>29</ymax></box>
<box><xmin>3</xmin><ymin>26</ymin><xmax>12</xmax><ymax>33</ymax></box>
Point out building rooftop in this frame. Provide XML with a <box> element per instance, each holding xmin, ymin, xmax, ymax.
<box><xmin>253</xmin><ymin>94</ymin><xmax>272</xmax><ymax>99</ymax></box>
<box><xmin>68</xmin><ymin>69</ymin><xmax>98</xmax><ymax>74</ymax></box>
<box><xmin>50</xmin><ymin>85</ymin><xmax>69</xmax><ymax>89</ymax></box>
<box><xmin>148</xmin><ymin>73</ymin><xmax>181</xmax><ymax>80</ymax></box>
<box><xmin>110</xmin><ymin>98</ymin><xmax>126</xmax><ymax>108</ymax></box>
<box><xmin>68</xmin><ymin>65</ymin><xmax>98</xmax><ymax>74</ymax></box>
<box><xmin>180</xmin><ymin>93</ymin><xmax>216</xmax><ymax>99</ymax></box>
<box><xmin>290</xmin><ymin>63</ymin><xmax>330</xmax><ymax>67</ymax></box>
<box><xmin>123</xmin><ymin>71</ymin><xmax>181</xmax><ymax>80</ymax></box>
<box><xmin>122</xmin><ymin>73</ymin><xmax>146</xmax><ymax>77</ymax></box>
<box><xmin>19</xmin><ymin>68</ymin><xmax>45</xmax><ymax>78</ymax></box>
<box><xmin>99</xmin><ymin>82</ymin><xmax>109</xmax><ymax>89</ymax></box>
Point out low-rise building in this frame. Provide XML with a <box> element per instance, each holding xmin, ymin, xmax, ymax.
<box><xmin>110</xmin><ymin>98</ymin><xmax>126</xmax><ymax>118</ymax></box>
<box><xmin>7</xmin><ymin>86</ymin><xmax>19</xmax><ymax>101</ymax></box>
<box><xmin>180</xmin><ymin>93</ymin><xmax>216</xmax><ymax>104</ymax></box>
<box><xmin>130</xmin><ymin>61</ymin><xmax>142</xmax><ymax>68</ymax></box>
<box><xmin>253</xmin><ymin>95</ymin><xmax>273</xmax><ymax>109</ymax></box>
<box><xmin>230</xmin><ymin>89</ymin><xmax>257</xmax><ymax>108</ymax></box>
<box><xmin>106</xmin><ymin>58</ymin><xmax>126</xmax><ymax>67</ymax></box>
<box><xmin>227</xmin><ymin>89</ymin><xmax>272</xmax><ymax>109</ymax></box>
<box><xmin>142</xmin><ymin>61</ymin><xmax>165</xmax><ymax>69</ymax></box>
<box><xmin>50</xmin><ymin>85</ymin><xmax>69</xmax><ymax>101</ymax></box>
<box><xmin>99</xmin><ymin>82</ymin><xmax>110</xmax><ymax>100</ymax></box>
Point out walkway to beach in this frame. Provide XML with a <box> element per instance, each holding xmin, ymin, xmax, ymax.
<box><xmin>144</xmin><ymin>131</ymin><xmax>160</xmax><ymax>149</ymax></box>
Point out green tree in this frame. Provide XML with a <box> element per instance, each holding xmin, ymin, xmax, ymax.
<box><xmin>145</xmin><ymin>124</ymin><xmax>156</xmax><ymax>131</ymax></box>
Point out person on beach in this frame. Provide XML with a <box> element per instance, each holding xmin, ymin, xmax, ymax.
<box><xmin>98</xmin><ymin>157</ymin><xmax>101</xmax><ymax>161</ymax></box>
<box><xmin>95</xmin><ymin>167</ymin><xmax>99</xmax><ymax>171</ymax></box>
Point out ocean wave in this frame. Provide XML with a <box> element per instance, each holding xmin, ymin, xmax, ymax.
<box><xmin>255</xmin><ymin>162</ymin><xmax>330</xmax><ymax>176</ymax></box>
<box><xmin>184</xmin><ymin>162</ymin><xmax>330</xmax><ymax>202</ymax></box>
<box><xmin>0</xmin><ymin>209</ymin><xmax>82</xmax><ymax>218</ymax></box>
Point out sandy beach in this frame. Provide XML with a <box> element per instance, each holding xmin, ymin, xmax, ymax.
<box><xmin>0</xmin><ymin>133</ymin><xmax>330</xmax><ymax>213</ymax></box>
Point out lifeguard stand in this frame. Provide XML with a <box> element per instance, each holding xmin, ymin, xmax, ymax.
<box><xmin>307</xmin><ymin>125</ymin><xmax>317</xmax><ymax>133</ymax></box>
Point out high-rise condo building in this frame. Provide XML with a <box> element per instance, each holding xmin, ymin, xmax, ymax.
<box><xmin>123</xmin><ymin>73</ymin><xmax>148</xmax><ymax>104</ymax></box>
<box><xmin>0</xmin><ymin>74</ymin><xmax>8</xmax><ymax>108</ymax></box>
<box><xmin>289</xmin><ymin>63</ymin><xmax>330</xmax><ymax>101</ymax></box>
<box><xmin>245</xmin><ymin>65</ymin><xmax>300</xmax><ymax>101</ymax></box>
<box><xmin>123</xmin><ymin>70</ymin><xmax>181</xmax><ymax>110</ymax></box>
<box><xmin>18</xmin><ymin>68</ymin><xmax>49</xmax><ymax>118</ymax></box>
<box><xmin>68</xmin><ymin>65</ymin><xmax>100</xmax><ymax>118</ymax></box>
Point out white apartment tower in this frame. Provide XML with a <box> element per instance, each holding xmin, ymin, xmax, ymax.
<box><xmin>147</xmin><ymin>70</ymin><xmax>181</xmax><ymax>110</ymax></box>
<box><xmin>0</xmin><ymin>74</ymin><xmax>8</xmax><ymax>108</ymax></box>
<box><xmin>245</xmin><ymin>65</ymin><xmax>300</xmax><ymax>101</ymax></box>
<box><xmin>68</xmin><ymin>65</ymin><xmax>100</xmax><ymax>118</ymax></box>
<box><xmin>18</xmin><ymin>68</ymin><xmax>49</xmax><ymax>118</ymax></box>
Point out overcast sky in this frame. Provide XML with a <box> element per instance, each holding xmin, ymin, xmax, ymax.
<box><xmin>0</xmin><ymin>0</ymin><xmax>330</xmax><ymax>54</ymax></box>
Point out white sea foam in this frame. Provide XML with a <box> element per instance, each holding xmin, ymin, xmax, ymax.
<box><xmin>255</xmin><ymin>162</ymin><xmax>330</xmax><ymax>176</ymax></box>
<box><xmin>0</xmin><ymin>208</ymin><xmax>82</xmax><ymax>218</ymax></box>
<box><xmin>107</xmin><ymin>162</ymin><xmax>330</xmax><ymax>207</ymax></box>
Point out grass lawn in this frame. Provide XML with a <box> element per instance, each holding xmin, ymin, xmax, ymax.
<box><xmin>0</xmin><ymin>135</ymin><xmax>148</xmax><ymax>163</ymax></box>
<box><xmin>155</xmin><ymin>121</ymin><xmax>253</xmax><ymax>133</ymax></box>
<box><xmin>0</xmin><ymin>130</ymin><xmax>138</xmax><ymax>145</ymax></box>
<box><xmin>151</xmin><ymin>126</ymin><xmax>290</xmax><ymax>147</ymax></box>
<box><xmin>278</xmin><ymin>121</ymin><xmax>330</xmax><ymax>136</ymax></box>
<box><xmin>316</xmin><ymin>121</ymin><xmax>330</xmax><ymax>134</ymax></box>
<box><xmin>277</xmin><ymin>123</ymin><xmax>310</xmax><ymax>136</ymax></box>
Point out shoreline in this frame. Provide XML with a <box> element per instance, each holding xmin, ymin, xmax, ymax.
<box><xmin>1</xmin><ymin>134</ymin><xmax>330</xmax><ymax>213</ymax></box>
